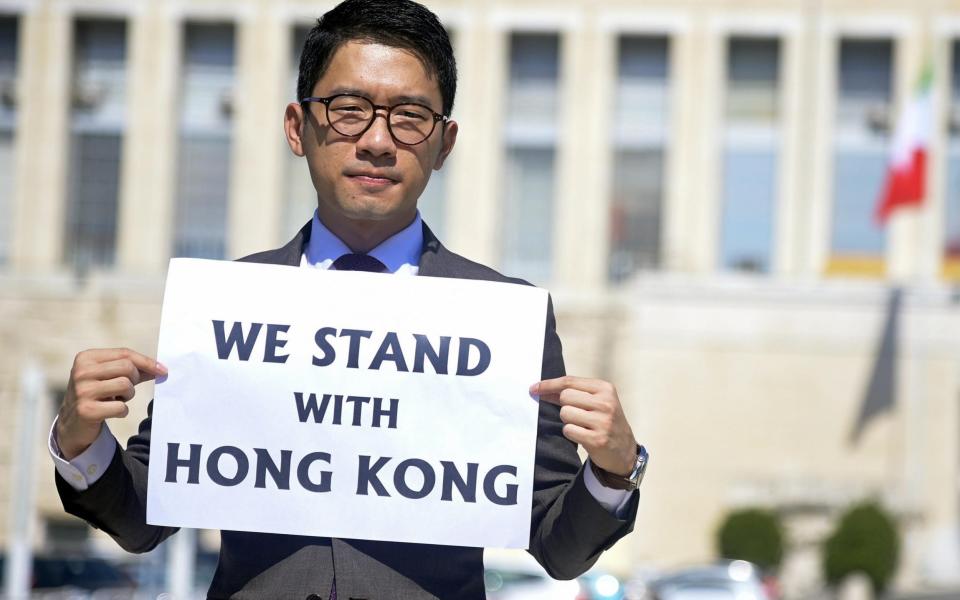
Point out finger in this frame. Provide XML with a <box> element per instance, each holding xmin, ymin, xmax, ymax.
<box><xmin>542</xmin><ymin>388</ymin><xmax>602</xmax><ymax>411</ymax></box>
<box><xmin>561</xmin><ymin>423</ymin><xmax>592</xmax><ymax>446</ymax></box>
<box><xmin>530</xmin><ymin>376</ymin><xmax>604</xmax><ymax>397</ymax></box>
<box><xmin>77</xmin><ymin>348</ymin><xmax>167</xmax><ymax>379</ymax></box>
<box><xmin>83</xmin><ymin>400</ymin><xmax>130</xmax><ymax>421</ymax></box>
<box><xmin>90</xmin><ymin>377</ymin><xmax>136</xmax><ymax>402</ymax></box>
<box><xmin>75</xmin><ymin>358</ymin><xmax>143</xmax><ymax>386</ymax></box>
<box><xmin>558</xmin><ymin>404</ymin><xmax>605</xmax><ymax>430</ymax></box>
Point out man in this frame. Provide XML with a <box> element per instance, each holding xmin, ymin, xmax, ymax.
<box><xmin>51</xmin><ymin>1</ymin><xmax>645</xmax><ymax>598</ymax></box>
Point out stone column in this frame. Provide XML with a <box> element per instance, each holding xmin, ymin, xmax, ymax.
<box><xmin>227</xmin><ymin>4</ymin><xmax>287</xmax><ymax>258</ymax></box>
<box><xmin>116</xmin><ymin>4</ymin><xmax>181</xmax><ymax>273</ymax></box>
<box><xmin>11</xmin><ymin>3</ymin><xmax>71</xmax><ymax>273</ymax></box>
<box><xmin>663</xmin><ymin>19</ymin><xmax>721</xmax><ymax>273</ymax></box>
<box><xmin>774</xmin><ymin>26</ymin><xmax>807</xmax><ymax>277</ymax></box>
<box><xmin>804</xmin><ymin>25</ymin><xmax>836</xmax><ymax>277</ymax></box>
<box><xmin>445</xmin><ymin>12</ymin><xmax>504</xmax><ymax>267</ymax></box>
<box><xmin>553</xmin><ymin>21</ymin><xmax>612</xmax><ymax>291</ymax></box>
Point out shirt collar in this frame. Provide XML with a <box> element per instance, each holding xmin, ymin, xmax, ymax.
<box><xmin>302</xmin><ymin>209</ymin><xmax>423</xmax><ymax>275</ymax></box>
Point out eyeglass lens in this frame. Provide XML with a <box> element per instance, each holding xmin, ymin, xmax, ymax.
<box><xmin>326</xmin><ymin>95</ymin><xmax>437</xmax><ymax>144</ymax></box>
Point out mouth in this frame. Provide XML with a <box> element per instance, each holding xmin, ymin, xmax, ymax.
<box><xmin>345</xmin><ymin>171</ymin><xmax>400</xmax><ymax>187</ymax></box>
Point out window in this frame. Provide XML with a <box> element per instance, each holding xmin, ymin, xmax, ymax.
<box><xmin>64</xmin><ymin>20</ymin><xmax>127</xmax><ymax>272</ymax></box>
<box><xmin>173</xmin><ymin>23</ymin><xmax>235</xmax><ymax>259</ymax></box>
<box><xmin>828</xmin><ymin>39</ymin><xmax>893</xmax><ymax>277</ymax></box>
<box><xmin>282</xmin><ymin>25</ymin><xmax>315</xmax><ymax>239</ymax></box>
<box><xmin>719</xmin><ymin>37</ymin><xmax>781</xmax><ymax>273</ymax></box>
<box><xmin>501</xmin><ymin>33</ymin><xmax>560</xmax><ymax>283</ymax></box>
<box><xmin>0</xmin><ymin>15</ymin><xmax>18</xmax><ymax>266</ymax></box>
<box><xmin>609</xmin><ymin>36</ymin><xmax>670</xmax><ymax>282</ymax></box>
<box><xmin>945</xmin><ymin>41</ymin><xmax>960</xmax><ymax>280</ymax></box>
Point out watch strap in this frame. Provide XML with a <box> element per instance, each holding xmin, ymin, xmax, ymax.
<box><xmin>589</xmin><ymin>444</ymin><xmax>647</xmax><ymax>491</ymax></box>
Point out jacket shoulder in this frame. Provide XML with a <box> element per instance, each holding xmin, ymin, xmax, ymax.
<box><xmin>426</xmin><ymin>246</ymin><xmax>532</xmax><ymax>288</ymax></box>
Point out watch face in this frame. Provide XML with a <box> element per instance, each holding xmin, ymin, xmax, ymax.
<box><xmin>631</xmin><ymin>445</ymin><xmax>649</xmax><ymax>485</ymax></box>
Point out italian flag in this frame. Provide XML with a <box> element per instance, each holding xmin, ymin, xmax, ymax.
<box><xmin>874</xmin><ymin>63</ymin><xmax>934</xmax><ymax>225</ymax></box>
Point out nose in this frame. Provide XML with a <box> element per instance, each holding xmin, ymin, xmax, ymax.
<box><xmin>355</xmin><ymin>108</ymin><xmax>396</xmax><ymax>158</ymax></box>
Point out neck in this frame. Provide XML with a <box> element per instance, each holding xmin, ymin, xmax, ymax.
<box><xmin>316</xmin><ymin>206</ymin><xmax>416</xmax><ymax>253</ymax></box>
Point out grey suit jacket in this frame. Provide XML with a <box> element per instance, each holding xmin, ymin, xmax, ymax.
<box><xmin>56</xmin><ymin>221</ymin><xmax>639</xmax><ymax>599</ymax></box>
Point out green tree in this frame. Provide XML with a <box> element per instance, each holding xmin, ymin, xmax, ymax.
<box><xmin>823</xmin><ymin>501</ymin><xmax>900</xmax><ymax>594</ymax></box>
<box><xmin>716</xmin><ymin>508</ymin><xmax>784</xmax><ymax>571</ymax></box>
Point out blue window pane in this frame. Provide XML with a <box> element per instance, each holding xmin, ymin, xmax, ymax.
<box><xmin>173</xmin><ymin>135</ymin><xmax>230</xmax><ymax>259</ymax></box>
<box><xmin>609</xmin><ymin>36</ymin><xmax>670</xmax><ymax>281</ymax></box>
<box><xmin>502</xmin><ymin>34</ymin><xmax>559</xmax><ymax>282</ymax></box>
<box><xmin>0</xmin><ymin>16</ymin><xmax>17</xmax><ymax>127</ymax></box>
<box><xmin>831</xmin><ymin>150</ymin><xmax>887</xmax><ymax>254</ymax></box>
<box><xmin>720</xmin><ymin>150</ymin><xmax>776</xmax><ymax>272</ymax></box>
<box><xmin>66</xmin><ymin>133</ymin><xmax>122</xmax><ymax>270</ymax></box>
<box><xmin>609</xmin><ymin>150</ymin><xmax>664</xmax><ymax>280</ymax></box>
<box><xmin>506</xmin><ymin>34</ymin><xmax>559</xmax><ymax>142</ymax></box>
<box><xmin>614</xmin><ymin>36</ymin><xmax>669</xmax><ymax>146</ymax></box>
<box><xmin>946</xmin><ymin>41</ymin><xmax>960</xmax><ymax>260</ymax></box>
<box><xmin>946</xmin><ymin>148</ymin><xmax>960</xmax><ymax>258</ymax></box>
<box><xmin>726</xmin><ymin>38</ymin><xmax>780</xmax><ymax>123</ymax></box>
<box><xmin>721</xmin><ymin>37</ymin><xmax>780</xmax><ymax>273</ymax></box>
<box><xmin>174</xmin><ymin>23</ymin><xmax>234</xmax><ymax>259</ymax></box>
<box><xmin>0</xmin><ymin>16</ymin><xmax>17</xmax><ymax>266</ymax></box>
<box><xmin>64</xmin><ymin>20</ymin><xmax>127</xmax><ymax>271</ymax></box>
<box><xmin>831</xmin><ymin>39</ymin><xmax>891</xmax><ymax>258</ymax></box>
<box><xmin>839</xmin><ymin>40</ymin><xmax>892</xmax><ymax>101</ymax></box>
<box><xmin>501</xmin><ymin>147</ymin><xmax>555</xmax><ymax>283</ymax></box>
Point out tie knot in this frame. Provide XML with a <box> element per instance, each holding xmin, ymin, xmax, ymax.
<box><xmin>332</xmin><ymin>253</ymin><xmax>387</xmax><ymax>273</ymax></box>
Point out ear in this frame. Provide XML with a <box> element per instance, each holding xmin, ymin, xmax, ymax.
<box><xmin>432</xmin><ymin>119</ymin><xmax>458</xmax><ymax>170</ymax></box>
<box><xmin>284</xmin><ymin>102</ymin><xmax>307</xmax><ymax>157</ymax></box>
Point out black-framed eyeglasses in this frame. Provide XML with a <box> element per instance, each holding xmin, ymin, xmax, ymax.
<box><xmin>300</xmin><ymin>94</ymin><xmax>448</xmax><ymax>146</ymax></box>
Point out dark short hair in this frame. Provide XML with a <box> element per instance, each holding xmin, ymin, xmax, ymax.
<box><xmin>296</xmin><ymin>0</ymin><xmax>457</xmax><ymax>116</ymax></box>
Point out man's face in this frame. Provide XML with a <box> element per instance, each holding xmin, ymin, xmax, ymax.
<box><xmin>285</xmin><ymin>41</ymin><xmax>457</xmax><ymax>240</ymax></box>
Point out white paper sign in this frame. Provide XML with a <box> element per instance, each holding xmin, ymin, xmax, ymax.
<box><xmin>147</xmin><ymin>258</ymin><xmax>548</xmax><ymax>548</ymax></box>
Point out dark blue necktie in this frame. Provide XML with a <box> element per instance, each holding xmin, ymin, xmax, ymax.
<box><xmin>328</xmin><ymin>255</ymin><xmax>383</xmax><ymax>600</ymax></box>
<box><xmin>332</xmin><ymin>253</ymin><xmax>387</xmax><ymax>273</ymax></box>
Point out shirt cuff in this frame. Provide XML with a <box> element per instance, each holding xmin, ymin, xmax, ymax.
<box><xmin>583</xmin><ymin>458</ymin><xmax>634</xmax><ymax>518</ymax></box>
<box><xmin>48</xmin><ymin>416</ymin><xmax>118</xmax><ymax>491</ymax></box>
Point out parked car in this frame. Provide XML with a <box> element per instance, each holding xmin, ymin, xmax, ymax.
<box><xmin>484</xmin><ymin>555</ymin><xmax>582</xmax><ymax>599</ymax></box>
<box><xmin>0</xmin><ymin>554</ymin><xmax>136</xmax><ymax>597</ymax></box>
<box><xmin>639</xmin><ymin>560</ymin><xmax>777</xmax><ymax>600</ymax></box>
<box><xmin>578</xmin><ymin>570</ymin><xmax>627</xmax><ymax>599</ymax></box>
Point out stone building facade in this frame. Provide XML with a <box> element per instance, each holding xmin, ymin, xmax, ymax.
<box><xmin>1</xmin><ymin>0</ymin><xmax>959</xmax><ymax>595</ymax></box>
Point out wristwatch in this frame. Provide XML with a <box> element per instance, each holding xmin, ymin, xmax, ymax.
<box><xmin>590</xmin><ymin>444</ymin><xmax>649</xmax><ymax>491</ymax></box>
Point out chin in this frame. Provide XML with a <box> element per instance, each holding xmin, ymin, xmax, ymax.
<box><xmin>341</xmin><ymin>197</ymin><xmax>409</xmax><ymax>222</ymax></box>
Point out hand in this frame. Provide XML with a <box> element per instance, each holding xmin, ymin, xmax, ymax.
<box><xmin>57</xmin><ymin>348</ymin><xmax>167</xmax><ymax>460</ymax></box>
<box><xmin>530</xmin><ymin>376</ymin><xmax>637</xmax><ymax>477</ymax></box>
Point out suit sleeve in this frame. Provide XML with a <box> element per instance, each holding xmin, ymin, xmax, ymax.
<box><xmin>526</xmin><ymin>294</ymin><xmax>639</xmax><ymax>579</ymax></box>
<box><xmin>55</xmin><ymin>399</ymin><xmax>180</xmax><ymax>553</ymax></box>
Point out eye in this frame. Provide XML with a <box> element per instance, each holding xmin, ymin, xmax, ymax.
<box><xmin>392</xmin><ymin>106</ymin><xmax>430</xmax><ymax>122</ymax></box>
<box><xmin>334</xmin><ymin>104</ymin><xmax>366</xmax><ymax>113</ymax></box>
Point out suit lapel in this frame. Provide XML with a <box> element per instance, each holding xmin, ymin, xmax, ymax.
<box><xmin>277</xmin><ymin>220</ymin><xmax>313</xmax><ymax>266</ymax></box>
<box><xmin>417</xmin><ymin>220</ymin><xmax>449</xmax><ymax>278</ymax></box>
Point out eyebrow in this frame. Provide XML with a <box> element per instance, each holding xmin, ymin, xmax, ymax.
<box><xmin>325</xmin><ymin>87</ymin><xmax>438</xmax><ymax>111</ymax></box>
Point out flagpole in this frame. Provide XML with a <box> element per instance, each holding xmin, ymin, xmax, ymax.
<box><xmin>3</xmin><ymin>363</ymin><xmax>44</xmax><ymax>600</ymax></box>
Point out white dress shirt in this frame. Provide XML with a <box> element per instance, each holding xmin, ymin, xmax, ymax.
<box><xmin>50</xmin><ymin>209</ymin><xmax>632</xmax><ymax>516</ymax></box>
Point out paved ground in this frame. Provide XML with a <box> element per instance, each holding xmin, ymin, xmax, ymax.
<box><xmin>891</xmin><ymin>590</ymin><xmax>960</xmax><ymax>600</ymax></box>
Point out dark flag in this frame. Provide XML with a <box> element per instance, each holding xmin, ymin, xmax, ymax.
<box><xmin>849</xmin><ymin>287</ymin><xmax>902</xmax><ymax>444</ymax></box>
